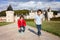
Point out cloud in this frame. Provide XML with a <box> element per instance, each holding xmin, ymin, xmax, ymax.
<box><xmin>0</xmin><ymin>3</ymin><xmax>9</xmax><ymax>11</ymax></box>
<box><xmin>0</xmin><ymin>0</ymin><xmax>60</xmax><ymax>11</ymax></box>
<box><xmin>14</xmin><ymin>1</ymin><xmax>60</xmax><ymax>10</ymax></box>
<box><xmin>8</xmin><ymin>0</ymin><xmax>58</xmax><ymax>2</ymax></box>
<box><xmin>9</xmin><ymin>1</ymin><xmax>44</xmax><ymax>10</ymax></box>
<box><xmin>43</xmin><ymin>2</ymin><xmax>60</xmax><ymax>9</ymax></box>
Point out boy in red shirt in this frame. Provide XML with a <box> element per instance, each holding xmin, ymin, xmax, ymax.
<box><xmin>17</xmin><ymin>15</ymin><xmax>26</xmax><ymax>33</ymax></box>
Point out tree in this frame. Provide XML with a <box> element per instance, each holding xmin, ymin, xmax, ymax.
<box><xmin>14</xmin><ymin>10</ymin><xmax>29</xmax><ymax>16</ymax></box>
<box><xmin>0</xmin><ymin>9</ymin><xmax>29</xmax><ymax>17</ymax></box>
<box><xmin>0</xmin><ymin>11</ymin><xmax>6</xmax><ymax>17</ymax></box>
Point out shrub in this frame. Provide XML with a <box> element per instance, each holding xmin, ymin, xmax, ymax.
<box><xmin>25</xmin><ymin>19</ymin><xmax>34</xmax><ymax>21</ymax></box>
<box><xmin>51</xmin><ymin>17</ymin><xmax>60</xmax><ymax>21</ymax></box>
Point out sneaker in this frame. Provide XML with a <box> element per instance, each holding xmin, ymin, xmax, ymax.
<box><xmin>37</xmin><ymin>33</ymin><xmax>41</xmax><ymax>36</ymax></box>
<box><xmin>21</xmin><ymin>32</ymin><xmax>24</xmax><ymax>35</ymax></box>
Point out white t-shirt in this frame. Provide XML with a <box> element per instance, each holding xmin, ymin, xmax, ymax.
<box><xmin>34</xmin><ymin>14</ymin><xmax>44</xmax><ymax>25</ymax></box>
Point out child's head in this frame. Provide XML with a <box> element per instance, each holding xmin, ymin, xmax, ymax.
<box><xmin>37</xmin><ymin>9</ymin><xmax>42</xmax><ymax>15</ymax></box>
<box><xmin>20</xmin><ymin>15</ymin><xmax>24</xmax><ymax>20</ymax></box>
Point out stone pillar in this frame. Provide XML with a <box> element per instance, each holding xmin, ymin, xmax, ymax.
<box><xmin>47</xmin><ymin>12</ymin><xmax>53</xmax><ymax>21</ymax></box>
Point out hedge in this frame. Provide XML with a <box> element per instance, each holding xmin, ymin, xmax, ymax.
<box><xmin>51</xmin><ymin>17</ymin><xmax>60</xmax><ymax>21</ymax></box>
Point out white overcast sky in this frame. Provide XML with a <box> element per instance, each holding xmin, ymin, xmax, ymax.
<box><xmin>0</xmin><ymin>0</ymin><xmax>60</xmax><ymax>11</ymax></box>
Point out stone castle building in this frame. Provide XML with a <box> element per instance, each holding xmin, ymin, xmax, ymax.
<box><xmin>6</xmin><ymin>5</ymin><xmax>14</xmax><ymax>22</ymax></box>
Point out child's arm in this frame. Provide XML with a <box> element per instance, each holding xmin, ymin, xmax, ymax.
<box><xmin>34</xmin><ymin>15</ymin><xmax>36</xmax><ymax>24</ymax></box>
<box><xmin>24</xmin><ymin>20</ymin><xmax>26</xmax><ymax>26</ymax></box>
<box><xmin>17</xmin><ymin>19</ymin><xmax>20</xmax><ymax>29</ymax></box>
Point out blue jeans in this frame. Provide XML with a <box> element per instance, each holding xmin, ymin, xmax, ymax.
<box><xmin>36</xmin><ymin>25</ymin><xmax>41</xmax><ymax>36</ymax></box>
<box><xmin>19</xmin><ymin>26</ymin><xmax>25</xmax><ymax>32</ymax></box>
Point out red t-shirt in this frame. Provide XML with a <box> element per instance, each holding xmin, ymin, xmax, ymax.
<box><xmin>17</xmin><ymin>19</ymin><xmax>26</xmax><ymax>28</ymax></box>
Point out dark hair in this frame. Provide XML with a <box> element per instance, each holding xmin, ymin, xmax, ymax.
<box><xmin>20</xmin><ymin>15</ymin><xmax>24</xmax><ymax>19</ymax></box>
<box><xmin>37</xmin><ymin>9</ymin><xmax>42</xmax><ymax>13</ymax></box>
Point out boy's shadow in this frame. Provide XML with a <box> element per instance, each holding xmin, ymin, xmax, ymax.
<box><xmin>28</xmin><ymin>28</ymin><xmax>38</xmax><ymax>35</ymax></box>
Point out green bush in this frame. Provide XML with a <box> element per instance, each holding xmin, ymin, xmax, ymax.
<box><xmin>51</xmin><ymin>17</ymin><xmax>60</xmax><ymax>21</ymax></box>
<box><xmin>14</xmin><ymin>10</ymin><xmax>29</xmax><ymax>15</ymax></box>
<box><xmin>0</xmin><ymin>10</ymin><xmax>29</xmax><ymax>17</ymax></box>
<box><xmin>0</xmin><ymin>11</ymin><xmax>6</xmax><ymax>17</ymax></box>
<box><xmin>25</xmin><ymin>19</ymin><xmax>34</xmax><ymax>21</ymax></box>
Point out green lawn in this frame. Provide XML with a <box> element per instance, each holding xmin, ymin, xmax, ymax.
<box><xmin>27</xmin><ymin>21</ymin><xmax>60</xmax><ymax>36</ymax></box>
<box><xmin>0</xmin><ymin>22</ymin><xmax>11</xmax><ymax>26</ymax></box>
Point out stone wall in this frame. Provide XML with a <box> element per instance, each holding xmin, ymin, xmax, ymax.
<box><xmin>0</xmin><ymin>17</ymin><xmax>6</xmax><ymax>22</ymax></box>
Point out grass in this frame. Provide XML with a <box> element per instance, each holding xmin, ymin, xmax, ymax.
<box><xmin>26</xmin><ymin>21</ymin><xmax>60</xmax><ymax>37</ymax></box>
<box><xmin>0</xmin><ymin>22</ymin><xmax>12</xmax><ymax>26</ymax></box>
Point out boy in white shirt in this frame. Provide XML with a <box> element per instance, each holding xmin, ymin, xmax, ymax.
<box><xmin>34</xmin><ymin>9</ymin><xmax>44</xmax><ymax>36</ymax></box>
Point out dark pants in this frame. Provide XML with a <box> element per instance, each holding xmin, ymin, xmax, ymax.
<box><xmin>36</xmin><ymin>25</ymin><xmax>41</xmax><ymax>36</ymax></box>
<box><xmin>19</xmin><ymin>26</ymin><xmax>25</xmax><ymax>32</ymax></box>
